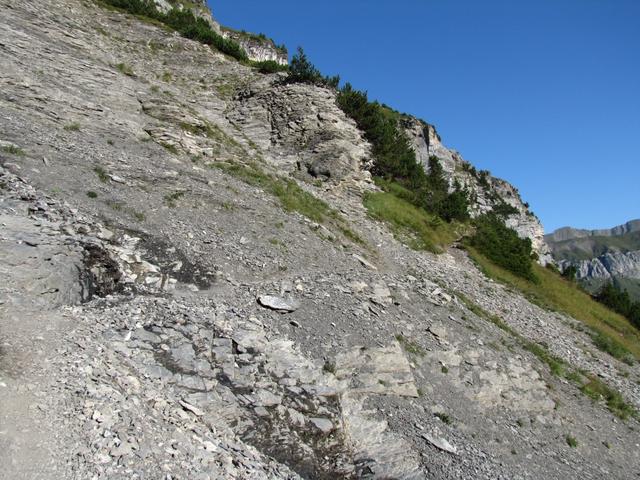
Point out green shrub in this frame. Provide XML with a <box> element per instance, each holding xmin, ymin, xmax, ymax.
<box><xmin>1</xmin><ymin>144</ymin><xmax>25</xmax><ymax>156</ymax></box>
<box><xmin>561</xmin><ymin>264</ymin><xmax>578</xmax><ymax>281</ymax></box>
<box><xmin>595</xmin><ymin>282</ymin><xmax>640</xmax><ymax>330</ymax></box>
<box><xmin>64</xmin><ymin>122</ymin><xmax>81</xmax><ymax>131</ymax></box>
<box><xmin>252</xmin><ymin>60</ymin><xmax>288</xmax><ymax>74</ymax></box>
<box><xmin>287</xmin><ymin>47</ymin><xmax>339</xmax><ymax>87</ymax></box>
<box><xmin>491</xmin><ymin>201</ymin><xmax>519</xmax><ymax>218</ymax></box>
<box><xmin>421</xmin><ymin>157</ymin><xmax>469</xmax><ymax>222</ymax></box>
<box><xmin>116</xmin><ymin>62</ymin><xmax>134</xmax><ymax>76</ymax></box>
<box><xmin>468</xmin><ymin>213</ymin><xmax>536</xmax><ymax>281</ymax></box>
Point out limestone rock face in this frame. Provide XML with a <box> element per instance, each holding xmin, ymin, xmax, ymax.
<box><xmin>403</xmin><ymin>117</ymin><xmax>553</xmax><ymax>264</ymax></box>
<box><xmin>562</xmin><ymin>251</ymin><xmax>640</xmax><ymax>280</ymax></box>
<box><xmin>221</xmin><ymin>29</ymin><xmax>288</xmax><ymax>65</ymax></box>
<box><xmin>229</xmin><ymin>81</ymin><xmax>371</xmax><ymax>181</ymax></box>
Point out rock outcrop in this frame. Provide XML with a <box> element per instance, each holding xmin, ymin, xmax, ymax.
<box><xmin>229</xmin><ymin>81</ymin><xmax>371</xmax><ymax>181</ymax></box>
<box><xmin>221</xmin><ymin>28</ymin><xmax>288</xmax><ymax>65</ymax></box>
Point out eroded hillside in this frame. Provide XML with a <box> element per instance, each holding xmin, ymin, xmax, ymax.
<box><xmin>1</xmin><ymin>1</ymin><xmax>640</xmax><ymax>479</ymax></box>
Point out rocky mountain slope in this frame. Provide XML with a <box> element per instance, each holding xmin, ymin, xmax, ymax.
<box><xmin>1</xmin><ymin>0</ymin><xmax>639</xmax><ymax>479</ymax></box>
<box><xmin>546</xmin><ymin>220</ymin><xmax>640</xmax><ymax>299</ymax></box>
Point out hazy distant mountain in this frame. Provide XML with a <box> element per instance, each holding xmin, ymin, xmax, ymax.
<box><xmin>545</xmin><ymin>220</ymin><xmax>640</xmax><ymax>300</ymax></box>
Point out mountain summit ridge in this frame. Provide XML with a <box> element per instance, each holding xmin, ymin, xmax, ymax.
<box><xmin>547</xmin><ymin>219</ymin><xmax>640</xmax><ymax>243</ymax></box>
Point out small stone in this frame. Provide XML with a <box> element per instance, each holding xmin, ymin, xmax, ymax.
<box><xmin>353</xmin><ymin>254</ymin><xmax>377</xmax><ymax>271</ymax></box>
<box><xmin>109</xmin><ymin>174</ymin><xmax>126</xmax><ymax>183</ymax></box>
<box><xmin>422</xmin><ymin>433</ymin><xmax>457</xmax><ymax>455</ymax></box>
<box><xmin>257</xmin><ymin>295</ymin><xmax>300</xmax><ymax>313</ymax></box>
<box><xmin>309</xmin><ymin>417</ymin><xmax>334</xmax><ymax>434</ymax></box>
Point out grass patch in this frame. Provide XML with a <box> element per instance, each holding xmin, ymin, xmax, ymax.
<box><xmin>268</xmin><ymin>237</ymin><xmax>285</xmax><ymax>248</ymax></box>
<box><xmin>64</xmin><ymin>122</ymin><xmax>81</xmax><ymax>131</ymax></box>
<box><xmin>591</xmin><ymin>331</ymin><xmax>635</xmax><ymax>365</ymax></box>
<box><xmin>164</xmin><ymin>190</ymin><xmax>185</xmax><ymax>207</ymax></box>
<box><xmin>1</xmin><ymin>144</ymin><xmax>25</xmax><ymax>156</ymax></box>
<box><xmin>93</xmin><ymin>166</ymin><xmax>109</xmax><ymax>182</ymax></box>
<box><xmin>566</xmin><ymin>435</ymin><xmax>578</xmax><ymax>448</ymax></box>
<box><xmin>395</xmin><ymin>334</ymin><xmax>426</xmax><ymax>357</ymax></box>
<box><xmin>322</xmin><ymin>361</ymin><xmax>336</xmax><ymax>374</ymax></box>
<box><xmin>467</xmin><ymin>247</ymin><xmax>640</xmax><ymax>361</ymax></box>
<box><xmin>161</xmin><ymin>71</ymin><xmax>172</xmax><ymax>82</ymax></box>
<box><xmin>106</xmin><ymin>200</ymin><xmax>145</xmax><ymax>222</ymax></box>
<box><xmin>581</xmin><ymin>376</ymin><xmax>637</xmax><ymax>420</ymax></box>
<box><xmin>434</xmin><ymin>412</ymin><xmax>452</xmax><ymax>425</ymax></box>
<box><xmin>160</xmin><ymin>142</ymin><xmax>179</xmax><ymax>154</ymax></box>
<box><xmin>86</xmin><ymin>191</ymin><xmax>98</xmax><ymax>198</ymax></box>
<box><xmin>116</xmin><ymin>62</ymin><xmax>134</xmax><ymax>76</ymax></box>
<box><xmin>364</xmin><ymin>191</ymin><xmax>459</xmax><ymax>253</ymax></box>
<box><xmin>211</xmin><ymin>161</ymin><xmax>365</xmax><ymax>245</ymax></box>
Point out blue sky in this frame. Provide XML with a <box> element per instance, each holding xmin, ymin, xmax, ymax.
<box><xmin>210</xmin><ymin>0</ymin><xmax>639</xmax><ymax>232</ymax></box>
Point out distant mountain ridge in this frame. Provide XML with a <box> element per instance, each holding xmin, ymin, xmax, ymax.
<box><xmin>546</xmin><ymin>219</ymin><xmax>640</xmax><ymax>301</ymax></box>
<box><xmin>546</xmin><ymin>219</ymin><xmax>640</xmax><ymax>243</ymax></box>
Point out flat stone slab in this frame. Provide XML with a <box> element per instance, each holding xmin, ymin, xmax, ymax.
<box><xmin>257</xmin><ymin>295</ymin><xmax>300</xmax><ymax>313</ymax></box>
<box><xmin>333</xmin><ymin>341</ymin><xmax>419</xmax><ymax>397</ymax></box>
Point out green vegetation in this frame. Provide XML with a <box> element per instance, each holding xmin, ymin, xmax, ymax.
<box><xmin>467</xmin><ymin>213</ymin><xmax>536</xmax><ymax>282</ymax></box>
<box><xmin>466</xmin><ymin>249</ymin><xmax>640</xmax><ymax>361</ymax></box>
<box><xmin>93</xmin><ymin>166</ymin><xmax>109</xmax><ymax>182</ymax></box>
<box><xmin>595</xmin><ymin>282</ymin><xmax>640</xmax><ymax>330</ymax></box>
<box><xmin>106</xmin><ymin>200</ymin><xmax>145</xmax><ymax>221</ymax></box>
<box><xmin>395</xmin><ymin>334</ymin><xmax>426</xmax><ymax>356</ymax></box>
<box><xmin>287</xmin><ymin>47</ymin><xmax>339</xmax><ymax>87</ymax></box>
<box><xmin>590</xmin><ymin>331</ymin><xmax>634</xmax><ymax>365</ymax></box>
<box><xmin>64</xmin><ymin>122</ymin><xmax>81</xmax><ymax>131</ymax></box>
<box><xmin>98</xmin><ymin>0</ymin><xmax>247</xmax><ymax>61</ymax></box>
<box><xmin>160</xmin><ymin>142</ymin><xmax>179</xmax><ymax>154</ymax></box>
<box><xmin>1</xmin><ymin>144</ymin><xmax>25</xmax><ymax>156</ymax></box>
<box><xmin>566</xmin><ymin>436</ymin><xmax>578</xmax><ymax>448</ymax></box>
<box><xmin>116</xmin><ymin>62</ymin><xmax>134</xmax><ymax>76</ymax></box>
<box><xmin>581</xmin><ymin>376</ymin><xmax>636</xmax><ymax>420</ymax></box>
<box><xmin>86</xmin><ymin>191</ymin><xmax>98</xmax><ymax>198</ymax></box>
<box><xmin>364</xmin><ymin>190</ymin><xmax>460</xmax><ymax>253</ymax></box>
<box><xmin>456</xmin><ymin>291</ymin><xmax>637</xmax><ymax>419</ymax></box>
<box><xmin>434</xmin><ymin>412</ymin><xmax>452</xmax><ymax>425</ymax></box>
<box><xmin>253</xmin><ymin>60</ymin><xmax>288</xmax><ymax>74</ymax></box>
<box><xmin>336</xmin><ymin>83</ymin><xmax>469</xmax><ymax>222</ymax></box>
<box><xmin>211</xmin><ymin>161</ymin><xmax>364</xmax><ymax>245</ymax></box>
<box><xmin>322</xmin><ymin>361</ymin><xmax>336</xmax><ymax>374</ymax></box>
<box><xmin>164</xmin><ymin>190</ymin><xmax>185</xmax><ymax>207</ymax></box>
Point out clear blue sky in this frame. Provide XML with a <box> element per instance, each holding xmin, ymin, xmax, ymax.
<box><xmin>210</xmin><ymin>0</ymin><xmax>639</xmax><ymax>233</ymax></box>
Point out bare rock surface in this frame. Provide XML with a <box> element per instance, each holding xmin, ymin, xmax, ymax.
<box><xmin>1</xmin><ymin>0</ymin><xmax>640</xmax><ymax>479</ymax></box>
